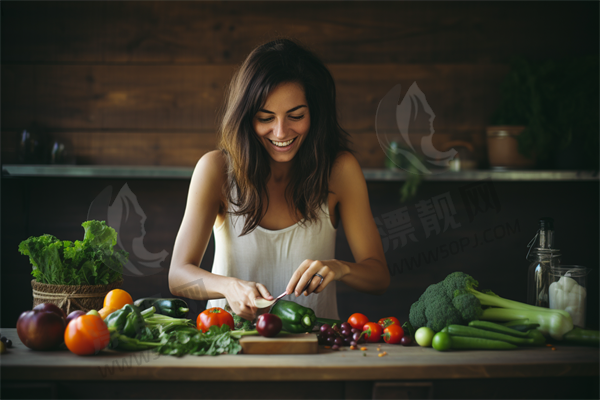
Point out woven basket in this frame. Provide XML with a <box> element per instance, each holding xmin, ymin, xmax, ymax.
<box><xmin>31</xmin><ymin>279</ymin><xmax>124</xmax><ymax>315</ymax></box>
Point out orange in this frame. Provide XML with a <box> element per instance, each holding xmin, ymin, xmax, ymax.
<box><xmin>103</xmin><ymin>289</ymin><xmax>133</xmax><ymax>310</ymax></box>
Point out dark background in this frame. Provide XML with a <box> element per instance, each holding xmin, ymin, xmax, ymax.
<box><xmin>2</xmin><ymin>1</ymin><xmax>599</xmax><ymax>329</ymax></box>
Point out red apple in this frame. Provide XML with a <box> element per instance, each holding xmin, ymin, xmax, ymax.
<box><xmin>16</xmin><ymin>310</ymin><xmax>66</xmax><ymax>350</ymax></box>
<box><xmin>33</xmin><ymin>303</ymin><xmax>67</xmax><ymax>323</ymax></box>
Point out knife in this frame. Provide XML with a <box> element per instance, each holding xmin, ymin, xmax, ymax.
<box><xmin>254</xmin><ymin>273</ymin><xmax>324</xmax><ymax>310</ymax></box>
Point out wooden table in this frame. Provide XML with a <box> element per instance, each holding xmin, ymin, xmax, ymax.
<box><xmin>1</xmin><ymin>328</ymin><xmax>598</xmax><ymax>399</ymax></box>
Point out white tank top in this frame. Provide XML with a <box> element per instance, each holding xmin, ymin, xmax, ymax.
<box><xmin>206</xmin><ymin>202</ymin><xmax>340</xmax><ymax>320</ymax></box>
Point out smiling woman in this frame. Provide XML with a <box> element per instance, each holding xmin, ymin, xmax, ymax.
<box><xmin>168</xmin><ymin>38</ymin><xmax>390</xmax><ymax>322</ymax></box>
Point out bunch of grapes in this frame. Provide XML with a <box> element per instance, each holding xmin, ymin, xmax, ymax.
<box><xmin>0</xmin><ymin>335</ymin><xmax>12</xmax><ymax>353</ymax></box>
<box><xmin>316</xmin><ymin>322</ymin><xmax>365</xmax><ymax>350</ymax></box>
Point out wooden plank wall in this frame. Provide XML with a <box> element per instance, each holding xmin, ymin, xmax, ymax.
<box><xmin>2</xmin><ymin>1</ymin><xmax>598</xmax><ymax>168</ymax></box>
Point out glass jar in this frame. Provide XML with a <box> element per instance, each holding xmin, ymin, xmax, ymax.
<box><xmin>548</xmin><ymin>265</ymin><xmax>590</xmax><ymax>328</ymax></box>
<box><xmin>526</xmin><ymin>217</ymin><xmax>560</xmax><ymax>308</ymax></box>
<box><xmin>527</xmin><ymin>249</ymin><xmax>561</xmax><ymax>308</ymax></box>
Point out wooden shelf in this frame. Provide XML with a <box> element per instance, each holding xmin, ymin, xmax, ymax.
<box><xmin>2</xmin><ymin>165</ymin><xmax>598</xmax><ymax>181</ymax></box>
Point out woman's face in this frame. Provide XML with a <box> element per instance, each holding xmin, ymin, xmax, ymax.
<box><xmin>252</xmin><ymin>82</ymin><xmax>310</xmax><ymax>164</ymax></box>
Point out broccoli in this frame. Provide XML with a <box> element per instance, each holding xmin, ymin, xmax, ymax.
<box><xmin>409</xmin><ymin>271</ymin><xmax>575</xmax><ymax>340</ymax></box>
<box><xmin>409</xmin><ymin>272</ymin><xmax>477</xmax><ymax>332</ymax></box>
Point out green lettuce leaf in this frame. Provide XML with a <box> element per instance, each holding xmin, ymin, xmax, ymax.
<box><xmin>18</xmin><ymin>220</ymin><xmax>127</xmax><ymax>285</ymax></box>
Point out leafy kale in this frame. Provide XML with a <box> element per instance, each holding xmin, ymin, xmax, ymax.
<box><xmin>18</xmin><ymin>220</ymin><xmax>127</xmax><ymax>285</ymax></box>
<box><xmin>155</xmin><ymin>325</ymin><xmax>242</xmax><ymax>356</ymax></box>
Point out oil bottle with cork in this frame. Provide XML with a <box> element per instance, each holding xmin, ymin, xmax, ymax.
<box><xmin>526</xmin><ymin>217</ymin><xmax>561</xmax><ymax>307</ymax></box>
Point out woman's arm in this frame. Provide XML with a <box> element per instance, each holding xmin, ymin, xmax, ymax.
<box><xmin>168</xmin><ymin>151</ymin><xmax>232</xmax><ymax>299</ymax></box>
<box><xmin>287</xmin><ymin>152</ymin><xmax>391</xmax><ymax>297</ymax></box>
<box><xmin>169</xmin><ymin>151</ymin><xmax>274</xmax><ymax>320</ymax></box>
<box><xmin>330</xmin><ymin>152</ymin><xmax>390</xmax><ymax>295</ymax></box>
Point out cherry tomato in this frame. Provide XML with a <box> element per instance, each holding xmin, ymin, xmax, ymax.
<box><xmin>197</xmin><ymin>307</ymin><xmax>234</xmax><ymax>333</ymax></box>
<box><xmin>348</xmin><ymin>313</ymin><xmax>369</xmax><ymax>330</ymax></box>
<box><xmin>383</xmin><ymin>324</ymin><xmax>404</xmax><ymax>344</ymax></box>
<box><xmin>103</xmin><ymin>289</ymin><xmax>133</xmax><ymax>310</ymax></box>
<box><xmin>64</xmin><ymin>314</ymin><xmax>110</xmax><ymax>356</ymax></box>
<box><xmin>377</xmin><ymin>317</ymin><xmax>400</xmax><ymax>329</ymax></box>
<box><xmin>362</xmin><ymin>322</ymin><xmax>383</xmax><ymax>343</ymax></box>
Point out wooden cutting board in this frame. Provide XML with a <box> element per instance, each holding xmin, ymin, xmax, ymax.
<box><xmin>240</xmin><ymin>333</ymin><xmax>318</xmax><ymax>354</ymax></box>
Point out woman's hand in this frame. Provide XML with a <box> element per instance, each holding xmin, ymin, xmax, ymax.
<box><xmin>286</xmin><ymin>259</ymin><xmax>349</xmax><ymax>297</ymax></box>
<box><xmin>224</xmin><ymin>278</ymin><xmax>274</xmax><ymax>321</ymax></box>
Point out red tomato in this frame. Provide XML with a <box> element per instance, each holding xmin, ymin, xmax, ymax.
<box><xmin>64</xmin><ymin>314</ymin><xmax>110</xmax><ymax>356</ymax></box>
<box><xmin>197</xmin><ymin>307</ymin><xmax>234</xmax><ymax>333</ymax></box>
<box><xmin>362</xmin><ymin>322</ymin><xmax>383</xmax><ymax>343</ymax></box>
<box><xmin>348</xmin><ymin>313</ymin><xmax>369</xmax><ymax>330</ymax></box>
<box><xmin>377</xmin><ymin>317</ymin><xmax>400</xmax><ymax>329</ymax></box>
<box><xmin>383</xmin><ymin>324</ymin><xmax>404</xmax><ymax>344</ymax></box>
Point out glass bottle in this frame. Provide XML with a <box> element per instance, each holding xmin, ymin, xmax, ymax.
<box><xmin>526</xmin><ymin>217</ymin><xmax>561</xmax><ymax>307</ymax></box>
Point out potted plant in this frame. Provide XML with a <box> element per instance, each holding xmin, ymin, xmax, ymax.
<box><xmin>488</xmin><ymin>55</ymin><xmax>599</xmax><ymax>170</ymax></box>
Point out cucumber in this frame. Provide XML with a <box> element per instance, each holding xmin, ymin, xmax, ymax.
<box><xmin>451</xmin><ymin>336</ymin><xmax>517</xmax><ymax>350</ymax></box>
<box><xmin>447</xmin><ymin>325</ymin><xmax>535</xmax><ymax>346</ymax></box>
<box><xmin>468</xmin><ymin>320</ymin><xmax>530</xmax><ymax>337</ymax></box>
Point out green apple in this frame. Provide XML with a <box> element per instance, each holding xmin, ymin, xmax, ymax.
<box><xmin>414</xmin><ymin>327</ymin><xmax>435</xmax><ymax>347</ymax></box>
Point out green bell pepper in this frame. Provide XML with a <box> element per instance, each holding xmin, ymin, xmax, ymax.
<box><xmin>104</xmin><ymin>306</ymin><xmax>131</xmax><ymax>332</ymax></box>
<box><xmin>104</xmin><ymin>304</ymin><xmax>146</xmax><ymax>338</ymax></box>
<box><xmin>122</xmin><ymin>304</ymin><xmax>145</xmax><ymax>338</ymax></box>
<box><xmin>271</xmin><ymin>300</ymin><xmax>315</xmax><ymax>333</ymax></box>
<box><xmin>270</xmin><ymin>300</ymin><xmax>342</xmax><ymax>333</ymax></box>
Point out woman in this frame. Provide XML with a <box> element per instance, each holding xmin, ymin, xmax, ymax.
<box><xmin>169</xmin><ymin>38</ymin><xmax>390</xmax><ymax>322</ymax></box>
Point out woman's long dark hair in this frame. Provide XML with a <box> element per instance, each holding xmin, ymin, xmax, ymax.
<box><xmin>218</xmin><ymin>38</ymin><xmax>351</xmax><ymax>235</ymax></box>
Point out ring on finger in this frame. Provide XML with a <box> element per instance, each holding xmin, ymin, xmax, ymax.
<box><xmin>313</xmin><ymin>272</ymin><xmax>325</xmax><ymax>287</ymax></box>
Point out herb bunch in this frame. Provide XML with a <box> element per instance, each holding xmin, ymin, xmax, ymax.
<box><xmin>155</xmin><ymin>325</ymin><xmax>242</xmax><ymax>356</ymax></box>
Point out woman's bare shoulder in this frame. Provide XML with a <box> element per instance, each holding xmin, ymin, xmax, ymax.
<box><xmin>189</xmin><ymin>150</ymin><xmax>228</xmax><ymax>208</ymax></box>
<box><xmin>331</xmin><ymin>151</ymin><xmax>362</xmax><ymax>182</ymax></box>
<box><xmin>192</xmin><ymin>150</ymin><xmax>227</xmax><ymax>184</ymax></box>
